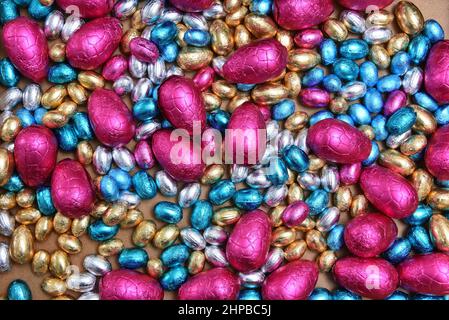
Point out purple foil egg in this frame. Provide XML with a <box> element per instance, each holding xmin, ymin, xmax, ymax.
<box><xmin>130</xmin><ymin>37</ymin><xmax>159</xmax><ymax>64</ymax></box>
<box><xmin>152</xmin><ymin>129</ymin><xmax>205</xmax><ymax>182</ymax></box>
<box><xmin>2</xmin><ymin>17</ymin><xmax>49</xmax><ymax>83</ymax></box>
<box><xmin>273</xmin><ymin>0</ymin><xmax>334</xmax><ymax>31</ymax></box>
<box><xmin>158</xmin><ymin>76</ymin><xmax>207</xmax><ymax>135</ymax></box>
<box><xmin>294</xmin><ymin>29</ymin><xmax>324</xmax><ymax>49</ymax></box>
<box><xmin>344</xmin><ymin>213</ymin><xmax>398</xmax><ymax>258</ymax></box>
<box><xmin>51</xmin><ymin>159</ymin><xmax>95</xmax><ymax>219</ymax></box>
<box><xmin>193</xmin><ymin>67</ymin><xmax>215</xmax><ymax>92</ymax></box>
<box><xmin>222</xmin><ymin>39</ymin><xmax>288</xmax><ymax>84</ymax></box>
<box><xmin>88</xmin><ymin>88</ymin><xmax>135</xmax><ymax>147</ymax></box>
<box><xmin>224</xmin><ymin>102</ymin><xmax>267</xmax><ymax>165</ymax></box>
<box><xmin>306</xmin><ymin>118</ymin><xmax>372</xmax><ymax>164</ymax></box>
<box><xmin>337</xmin><ymin>0</ymin><xmax>394</xmax><ymax>11</ymax></box>
<box><xmin>102</xmin><ymin>55</ymin><xmax>128</xmax><ymax>81</ymax></box>
<box><xmin>339</xmin><ymin>163</ymin><xmax>362</xmax><ymax>185</ymax></box>
<box><xmin>226</xmin><ymin>210</ymin><xmax>271</xmax><ymax>272</ymax></box>
<box><xmin>333</xmin><ymin>257</ymin><xmax>398</xmax><ymax>300</ymax></box>
<box><xmin>425</xmin><ymin>40</ymin><xmax>449</xmax><ymax>104</ymax></box>
<box><xmin>397</xmin><ymin>253</ymin><xmax>449</xmax><ymax>296</ymax></box>
<box><xmin>281</xmin><ymin>201</ymin><xmax>310</xmax><ymax>228</ymax></box>
<box><xmin>168</xmin><ymin>0</ymin><xmax>214</xmax><ymax>12</ymax></box>
<box><xmin>134</xmin><ymin>140</ymin><xmax>156</xmax><ymax>170</ymax></box>
<box><xmin>383</xmin><ymin>90</ymin><xmax>407</xmax><ymax>116</ymax></box>
<box><xmin>14</xmin><ymin>126</ymin><xmax>58</xmax><ymax>188</ymax></box>
<box><xmin>66</xmin><ymin>17</ymin><xmax>122</xmax><ymax>70</ymax></box>
<box><xmin>100</xmin><ymin>269</ymin><xmax>164</xmax><ymax>300</ymax></box>
<box><xmin>425</xmin><ymin>125</ymin><xmax>449</xmax><ymax>180</ymax></box>
<box><xmin>360</xmin><ymin>165</ymin><xmax>418</xmax><ymax>219</ymax></box>
<box><xmin>56</xmin><ymin>0</ymin><xmax>114</xmax><ymax>18</ymax></box>
<box><xmin>261</xmin><ymin>260</ymin><xmax>319</xmax><ymax>300</ymax></box>
<box><xmin>299</xmin><ymin>88</ymin><xmax>331</xmax><ymax>108</ymax></box>
<box><xmin>178</xmin><ymin>268</ymin><xmax>240</xmax><ymax>300</ymax></box>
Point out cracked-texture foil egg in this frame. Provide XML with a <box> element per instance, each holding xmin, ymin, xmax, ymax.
<box><xmin>55</xmin><ymin>0</ymin><xmax>114</xmax><ymax>19</ymax></box>
<box><xmin>337</xmin><ymin>0</ymin><xmax>394</xmax><ymax>11</ymax></box>
<box><xmin>425</xmin><ymin>40</ymin><xmax>449</xmax><ymax>104</ymax></box>
<box><xmin>425</xmin><ymin>125</ymin><xmax>449</xmax><ymax>180</ymax></box>
<box><xmin>169</xmin><ymin>0</ymin><xmax>214</xmax><ymax>12</ymax></box>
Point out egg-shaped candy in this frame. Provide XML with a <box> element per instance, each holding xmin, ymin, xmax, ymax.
<box><xmin>425</xmin><ymin>40</ymin><xmax>449</xmax><ymax>104</ymax></box>
<box><xmin>425</xmin><ymin>125</ymin><xmax>449</xmax><ymax>180</ymax></box>
<box><xmin>169</xmin><ymin>0</ymin><xmax>213</xmax><ymax>12</ymax></box>
<box><xmin>55</xmin><ymin>0</ymin><xmax>114</xmax><ymax>18</ymax></box>
<box><xmin>337</xmin><ymin>0</ymin><xmax>394</xmax><ymax>11</ymax></box>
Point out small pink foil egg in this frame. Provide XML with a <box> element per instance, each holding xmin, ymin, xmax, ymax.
<box><xmin>134</xmin><ymin>140</ymin><xmax>156</xmax><ymax>170</ymax></box>
<box><xmin>306</xmin><ymin>118</ymin><xmax>372</xmax><ymax>164</ymax></box>
<box><xmin>102</xmin><ymin>55</ymin><xmax>128</xmax><ymax>81</ymax></box>
<box><xmin>169</xmin><ymin>0</ymin><xmax>214</xmax><ymax>12</ymax></box>
<box><xmin>158</xmin><ymin>76</ymin><xmax>207</xmax><ymax>135</ymax></box>
<box><xmin>224</xmin><ymin>102</ymin><xmax>267</xmax><ymax>165</ymax></box>
<box><xmin>360</xmin><ymin>165</ymin><xmax>418</xmax><ymax>219</ymax></box>
<box><xmin>129</xmin><ymin>37</ymin><xmax>159</xmax><ymax>64</ymax></box>
<box><xmin>299</xmin><ymin>88</ymin><xmax>331</xmax><ymax>108</ymax></box>
<box><xmin>178</xmin><ymin>268</ymin><xmax>240</xmax><ymax>300</ymax></box>
<box><xmin>397</xmin><ymin>253</ymin><xmax>449</xmax><ymax>296</ymax></box>
<box><xmin>100</xmin><ymin>269</ymin><xmax>164</xmax><ymax>300</ymax></box>
<box><xmin>337</xmin><ymin>0</ymin><xmax>394</xmax><ymax>11</ymax></box>
<box><xmin>226</xmin><ymin>210</ymin><xmax>271</xmax><ymax>272</ymax></box>
<box><xmin>261</xmin><ymin>260</ymin><xmax>319</xmax><ymax>300</ymax></box>
<box><xmin>88</xmin><ymin>88</ymin><xmax>135</xmax><ymax>147</ymax></box>
<box><xmin>344</xmin><ymin>213</ymin><xmax>398</xmax><ymax>258</ymax></box>
<box><xmin>333</xmin><ymin>257</ymin><xmax>398</xmax><ymax>300</ymax></box>
<box><xmin>425</xmin><ymin>125</ymin><xmax>449</xmax><ymax>180</ymax></box>
<box><xmin>294</xmin><ymin>29</ymin><xmax>324</xmax><ymax>49</ymax></box>
<box><xmin>383</xmin><ymin>90</ymin><xmax>407</xmax><ymax>116</ymax></box>
<box><xmin>56</xmin><ymin>0</ymin><xmax>114</xmax><ymax>18</ymax></box>
<box><xmin>66</xmin><ymin>17</ymin><xmax>122</xmax><ymax>70</ymax></box>
<box><xmin>193</xmin><ymin>67</ymin><xmax>215</xmax><ymax>92</ymax></box>
<box><xmin>259</xmin><ymin>106</ymin><xmax>272</xmax><ymax>122</ymax></box>
<box><xmin>339</xmin><ymin>162</ymin><xmax>362</xmax><ymax>185</ymax></box>
<box><xmin>14</xmin><ymin>126</ymin><xmax>58</xmax><ymax>188</ymax></box>
<box><xmin>222</xmin><ymin>39</ymin><xmax>288</xmax><ymax>84</ymax></box>
<box><xmin>273</xmin><ymin>0</ymin><xmax>334</xmax><ymax>31</ymax></box>
<box><xmin>51</xmin><ymin>159</ymin><xmax>95</xmax><ymax>218</ymax></box>
<box><xmin>2</xmin><ymin>17</ymin><xmax>49</xmax><ymax>83</ymax></box>
<box><xmin>152</xmin><ymin>129</ymin><xmax>205</xmax><ymax>182</ymax></box>
<box><xmin>425</xmin><ymin>40</ymin><xmax>449</xmax><ymax>104</ymax></box>
<box><xmin>281</xmin><ymin>201</ymin><xmax>310</xmax><ymax>228</ymax></box>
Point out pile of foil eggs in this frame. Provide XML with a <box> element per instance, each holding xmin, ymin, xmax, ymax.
<box><xmin>1</xmin><ymin>0</ymin><xmax>449</xmax><ymax>301</ymax></box>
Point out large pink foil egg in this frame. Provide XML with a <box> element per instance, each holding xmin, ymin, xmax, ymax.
<box><xmin>333</xmin><ymin>257</ymin><xmax>398</xmax><ymax>300</ymax></box>
<box><xmin>337</xmin><ymin>0</ymin><xmax>394</xmax><ymax>11</ymax></box>
<box><xmin>397</xmin><ymin>253</ymin><xmax>449</xmax><ymax>295</ymax></box>
<box><xmin>158</xmin><ymin>76</ymin><xmax>207</xmax><ymax>135</ymax></box>
<box><xmin>261</xmin><ymin>260</ymin><xmax>319</xmax><ymax>300</ymax></box>
<box><xmin>55</xmin><ymin>0</ymin><xmax>114</xmax><ymax>18</ymax></box>
<box><xmin>151</xmin><ymin>129</ymin><xmax>205</xmax><ymax>182</ymax></box>
<box><xmin>226</xmin><ymin>210</ymin><xmax>271</xmax><ymax>272</ymax></box>
<box><xmin>88</xmin><ymin>88</ymin><xmax>135</xmax><ymax>147</ymax></box>
<box><xmin>66</xmin><ymin>17</ymin><xmax>122</xmax><ymax>70</ymax></box>
<box><xmin>51</xmin><ymin>159</ymin><xmax>95</xmax><ymax>219</ymax></box>
<box><xmin>306</xmin><ymin>118</ymin><xmax>372</xmax><ymax>164</ymax></box>
<box><xmin>222</xmin><ymin>39</ymin><xmax>288</xmax><ymax>84</ymax></box>
<box><xmin>14</xmin><ymin>126</ymin><xmax>58</xmax><ymax>188</ymax></box>
<box><xmin>360</xmin><ymin>165</ymin><xmax>418</xmax><ymax>219</ymax></box>
<box><xmin>425</xmin><ymin>40</ymin><xmax>449</xmax><ymax>104</ymax></box>
<box><xmin>425</xmin><ymin>125</ymin><xmax>449</xmax><ymax>180</ymax></box>
<box><xmin>1</xmin><ymin>17</ymin><xmax>49</xmax><ymax>83</ymax></box>
<box><xmin>281</xmin><ymin>201</ymin><xmax>310</xmax><ymax>228</ymax></box>
<box><xmin>273</xmin><ymin>0</ymin><xmax>334</xmax><ymax>31</ymax></box>
<box><xmin>169</xmin><ymin>0</ymin><xmax>214</xmax><ymax>12</ymax></box>
<box><xmin>344</xmin><ymin>213</ymin><xmax>398</xmax><ymax>258</ymax></box>
<box><xmin>178</xmin><ymin>268</ymin><xmax>240</xmax><ymax>300</ymax></box>
<box><xmin>100</xmin><ymin>269</ymin><xmax>164</xmax><ymax>300</ymax></box>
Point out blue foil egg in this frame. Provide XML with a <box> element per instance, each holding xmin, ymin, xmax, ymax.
<box><xmin>385</xmin><ymin>291</ymin><xmax>409</xmax><ymax>300</ymax></box>
<box><xmin>348</xmin><ymin>103</ymin><xmax>371</xmax><ymax>125</ymax></box>
<box><xmin>359</xmin><ymin>61</ymin><xmax>378</xmax><ymax>87</ymax></box>
<box><xmin>333</xmin><ymin>289</ymin><xmax>361</xmax><ymax>300</ymax></box>
<box><xmin>0</xmin><ymin>0</ymin><xmax>18</xmax><ymax>25</ymax></box>
<box><xmin>132</xmin><ymin>170</ymin><xmax>157</xmax><ymax>200</ymax></box>
<box><xmin>382</xmin><ymin>237</ymin><xmax>411</xmax><ymax>264</ymax></box>
<box><xmin>327</xmin><ymin>224</ymin><xmax>345</xmax><ymax>251</ymax></box>
<box><xmin>0</xmin><ymin>58</ymin><xmax>19</xmax><ymax>87</ymax></box>
<box><xmin>408</xmin><ymin>34</ymin><xmax>431</xmax><ymax>65</ymax></box>
<box><xmin>407</xmin><ymin>226</ymin><xmax>434</xmax><ymax>254</ymax></box>
<box><xmin>208</xmin><ymin>110</ymin><xmax>230</xmax><ymax>133</ymax></box>
<box><xmin>88</xmin><ymin>220</ymin><xmax>119</xmax><ymax>241</ymax></box>
<box><xmin>320</xmin><ymin>39</ymin><xmax>337</xmax><ymax>66</ymax></box>
<box><xmin>3</xmin><ymin>172</ymin><xmax>23</xmax><ymax>192</ymax></box>
<box><xmin>250</xmin><ymin>0</ymin><xmax>272</xmax><ymax>15</ymax></box>
<box><xmin>371</xmin><ymin>114</ymin><xmax>388</xmax><ymax>141</ymax></box>
<box><xmin>237</xmin><ymin>83</ymin><xmax>256</xmax><ymax>91</ymax></box>
<box><xmin>12</xmin><ymin>0</ymin><xmax>31</xmax><ymax>6</ymax></box>
<box><xmin>232</xmin><ymin>188</ymin><xmax>263</xmax><ymax>211</ymax></box>
<box><xmin>160</xmin><ymin>244</ymin><xmax>190</xmax><ymax>267</ymax></box>
<box><xmin>364</xmin><ymin>88</ymin><xmax>384</xmax><ymax>113</ymax></box>
<box><xmin>151</xmin><ymin>21</ymin><xmax>178</xmax><ymax>46</ymax></box>
<box><xmin>335</xmin><ymin>114</ymin><xmax>354</xmax><ymax>126</ymax></box>
<box><xmin>333</xmin><ymin>58</ymin><xmax>360</xmax><ymax>81</ymax></box>
<box><xmin>7</xmin><ymin>280</ymin><xmax>32</xmax><ymax>300</ymax></box>
<box><xmin>339</xmin><ymin>39</ymin><xmax>369</xmax><ymax>60</ymax></box>
<box><xmin>209</xmin><ymin>180</ymin><xmax>236</xmax><ymax>205</ymax></box>
<box><xmin>309</xmin><ymin>288</ymin><xmax>333</xmax><ymax>300</ymax></box>
<box><xmin>100</xmin><ymin>175</ymin><xmax>120</xmax><ymax>202</ymax></box>
<box><xmin>390</xmin><ymin>51</ymin><xmax>410</xmax><ymax>76</ymax></box>
<box><xmin>302</xmin><ymin>67</ymin><xmax>324</xmax><ymax>87</ymax></box>
<box><xmin>28</xmin><ymin>0</ymin><xmax>52</xmax><ymax>20</ymax></box>
<box><xmin>160</xmin><ymin>41</ymin><xmax>179</xmax><ymax>63</ymax></box>
<box><xmin>377</xmin><ymin>74</ymin><xmax>401</xmax><ymax>93</ymax></box>
<box><xmin>413</xmin><ymin>294</ymin><xmax>445</xmax><ymax>300</ymax></box>
<box><xmin>184</xmin><ymin>29</ymin><xmax>210</xmax><ymax>47</ymax></box>
<box><xmin>154</xmin><ymin>201</ymin><xmax>183</xmax><ymax>224</ymax></box>
<box><xmin>191</xmin><ymin>200</ymin><xmax>213</xmax><ymax>230</ymax></box>
<box><xmin>322</xmin><ymin>74</ymin><xmax>342</xmax><ymax>93</ymax></box>
<box><xmin>160</xmin><ymin>266</ymin><xmax>189</xmax><ymax>291</ymax></box>
<box><xmin>386</xmin><ymin>106</ymin><xmax>417</xmax><ymax>135</ymax></box>
<box><xmin>48</xmin><ymin>63</ymin><xmax>77</xmax><ymax>84</ymax></box>
<box><xmin>109</xmin><ymin>168</ymin><xmax>132</xmax><ymax>191</ymax></box>
<box><xmin>266</xmin><ymin>157</ymin><xmax>288</xmax><ymax>185</ymax></box>
<box><xmin>424</xmin><ymin>19</ymin><xmax>445</xmax><ymax>43</ymax></box>
<box><xmin>305</xmin><ymin>189</ymin><xmax>328</xmax><ymax>216</ymax></box>
<box><xmin>282</xmin><ymin>145</ymin><xmax>309</xmax><ymax>173</ymax></box>
<box><xmin>36</xmin><ymin>186</ymin><xmax>56</xmax><ymax>216</ymax></box>
<box><xmin>133</xmin><ymin>98</ymin><xmax>159</xmax><ymax>122</ymax></box>
<box><xmin>72</xmin><ymin>112</ymin><xmax>94</xmax><ymax>140</ymax></box>
<box><xmin>413</xmin><ymin>91</ymin><xmax>439</xmax><ymax>112</ymax></box>
<box><xmin>54</xmin><ymin>124</ymin><xmax>78</xmax><ymax>151</ymax></box>
<box><xmin>239</xmin><ymin>289</ymin><xmax>262</xmax><ymax>300</ymax></box>
<box><xmin>118</xmin><ymin>248</ymin><xmax>149</xmax><ymax>269</ymax></box>
<box><xmin>34</xmin><ymin>108</ymin><xmax>47</xmax><ymax>125</ymax></box>
<box><xmin>309</xmin><ymin>110</ymin><xmax>334</xmax><ymax>126</ymax></box>
<box><xmin>15</xmin><ymin>108</ymin><xmax>35</xmax><ymax>128</ymax></box>
<box><xmin>362</xmin><ymin>141</ymin><xmax>380</xmax><ymax>166</ymax></box>
<box><xmin>272</xmin><ymin>99</ymin><xmax>295</xmax><ymax>120</ymax></box>
<box><xmin>435</xmin><ymin>105</ymin><xmax>449</xmax><ymax>125</ymax></box>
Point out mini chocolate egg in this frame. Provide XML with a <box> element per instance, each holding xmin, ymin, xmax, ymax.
<box><xmin>55</xmin><ymin>0</ymin><xmax>114</xmax><ymax>19</ymax></box>
<box><xmin>169</xmin><ymin>0</ymin><xmax>214</xmax><ymax>12</ymax></box>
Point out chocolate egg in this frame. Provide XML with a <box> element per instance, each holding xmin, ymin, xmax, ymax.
<box><xmin>14</xmin><ymin>126</ymin><xmax>58</xmax><ymax>188</ymax></box>
<box><xmin>169</xmin><ymin>0</ymin><xmax>213</xmax><ymax>12</ymax></box>
<box><xmin>337</xmin><ymin>0</ymin><xmax>394</xmax><ymax>11</ymax></box>
<box><xmin>56</xmin><ymin>0</ymin><xmax>114</xmax><ymax>18</ymax></box>
<box><xmin>66</xmin><ymin>17</ymin><xmax>122</xmax><ymax>70</ymax></box>
<box><xmin>222</xmin><ymin>39</ymin><xmax>288</xmax><ymax>84</ymax></box>
<box><xmin>130</xmin><ymin>38</ymin><xmax>159</xmax><ymax>64</ymax></box>
<box><xmin>51</xmin><ymin>159</ymin><xmax>95</xmax><ymax>219</ymax></box>
<box><xmin>425</xmin><ymin>125</ymin><xmax>449</xmax><ymax>180</ymax></box>
<box><xmin>306</xmin><ymin>118</ymin><xmax>372</xmax><ymax>164</ymax></box>
<box><xmin>88</xmin><ymin>88</ymin><xmax>135</xmax><ymax>147</ymax></box>
<box><xmin>360</xmin><ymin>165</ymin><xmax>418</xmax><ymax>219</ymax></box>
<box><xmin>2</xmin><ymin>17</ymin><xmax>49</xmax><ymax>83</ymax></box>
<box><xmin>425</xmin><ymin>40</ymin><xmax>449</xmax><ymax>104</ymax></box>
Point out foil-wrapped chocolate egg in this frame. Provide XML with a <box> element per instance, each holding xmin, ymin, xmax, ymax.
<box><xmin>100</xmin><ymin>269</ymin><xmax>164</xmax><ymax>300</ymax></box>
<box><xmin>56</xmin><ymin>0</ymin><xmax>114</xmax><ymax>18</ymax></box>
<box><xmin>14</xmin><ymin>126</ymin><xmax>58</xmax><ymax>188</ymax></box>
<box><xmin>178</xmin><ymin>268</ymin><xmax>239</xmax><ymax>300</ymax></box>
<box><xmin>425</xmin><ymin>40</ymin><xmax>449</xmax><ymax>104</ymax></box>
<box><xmin>360</xmin><ymin>165</ymin><xmax>418</xmax><ymax>219</ymax></box>
<box><xmin>226</xmin><ymin>210</ymin><xmax>271</xmax><ymax>272</ymax></box>
<box><xmin>66</xmin><ymin>17</ymin><xmax>122</xmax><ymax>70</ymax></box>
<box><xmin>51</xmin><ymin>159</ymin><xmax>95</xmax><ymax>219</ymax></box>
<box><xmin>169</xmin><ymin>0</ymin><xmax>214</xmax><ymax>12</ymax></box>
<box><xmin>2</xmin><ymin>17</ymin><xmax>49</xmax><ymax>83</ymax></box>
<box><xmin>425</xmin><ymin>125</ymin><xmax>449</xmax><ymax>180</ymax></box>
<box><xmin>337</xmin><ymin>0</ymin><xmax>394</xmax><ymax>11</ymax></box>
<box><xmin>222</xmin><ymin>39</ymin><xmax>288</xmax><ymax>84</ymax></box>
<box><xmin>306</xmin><ymin>118</ymin><xmax>372</xmax><ymax>164</ymax></box>
<box><xmin>333</xmin><ymin>257</ymin><xmax>398</xmax><ymax>300</ymax></box>
<box><xmin>130</xmin><ymin>38</ymin><xmax>159</xmax><ymax>64</ymax></box>
<box><xmin>88</xmin><ymin>88</ymin><xmax>135</xmax><ymax>147</ymax></box>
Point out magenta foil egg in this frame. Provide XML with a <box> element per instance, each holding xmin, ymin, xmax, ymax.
<box><xmin>425</xmin><ymin>40</ymin><xmax>449</xmax><ymax>104</ymax></box>
<box><xmin>222</xmin><ymin>39</ymin><xmax>288</xmax><ymax>84</ymax></box>
<box><xmin>158</xmin><ymin>76</ymin><xmax>207</xmax><ymax>135</ymax></box>
<box><xmin>226</xmin><ymin>210</ymin><xmax>271</xmax><ymax>272</ymax></box>
<box><xmin>168</xmin><ymin>0</ymin><xmax>214</xmax><ymax>12</ymax></box>
<box><xmin>261</xmin><ymin>260</ymin><xmax>319</xmax><ymax>300</ymax></box>
<box><xmin>224</xmin><ymin>102</ymin><xmax>267</xmax><ymax>165</ymax></box>
<box><xmin>14</xmin><ymin>126</ymin><xmax>58</xmax><ymax>188</ymax></box>
<box><xmin>306</xmin><ymin>118</ymin><xmax>372</xmax><ymax>164</ymax></box>
<box><xmin>134</xmin><ymin>140</ymin><xmax>156</xmax><ymax>170</ymax></box>
<box><xmin>383</xmin><ymin>90</ymin><xmax>407</xmax><ymax>116</ymax></box>
<box><xmin>281</xmin><ymin>201</ymin><xmax>310</xmax><ymax>228</ymax></box>
<box><xmin>294</xmin><ymin>29</ymin><xmax>324</xmax><ymax>49</ymax></box>
<box><xmin>333</xmin><ymin>257</ymin><xmax>398</xmax><ymax>300</ymax></box>
<box><xmin>337</xmin><ymin>0</ymin><xmax>394</xmax><ymax>11</ymax></box>
<box><xmin>152</xmin><ymin>129</ymin><xmax>205</xmax><ymax>182</ymax></box>
<box><xmin>100</xmin><ymin>270</ymin><xmax>164</xmax><ymax>300</ymax></box>
<box><xmin>273</xmin><ymin>0</ymin><xmax>334</xmax><ymax>31</ymax></box>
<box><xmin>129</xmin><ymin>38</ymin><xmax>159</xmax><ymax>64</ymax></box>
<box><xmin>178</xmin><ymin>268</ymin><xmax>240</xmax><ymax>300</ymax></box>
<box><xmin>102</xmin><ymin>55</ymin><xmax>128</xmax><ymax>81</ymax></box>
<box><xmin>88</xmin><ymin>88</ymin><xmax>135</xmax><ymax>147</ymax></box>
<box><xmin>339</xmin><ymin>163</ymin><xmax>362</xmax><ymax>185</ymax></box>
<box><xmin>51</xmin><ymin>159</ymin><xmax>95</xmax><ymax>219</ymax></box>
<box><xmin>299</xmin><ymin>88</ymin><xmax>331</xmax><ymax>108</ymax></box>
<box><xmin>360</xmin><ymin>165</ymin><xmax>418</xmax><ymax>219</ymax></box>
<box><xmin>397</xmin><ymin>253</ymin><xmax>449</xmax><ymax>296</ymax></box>
<box><xmin>344</xmin><ymin>213</ymin><xmax>397</xmax><ymax>258</ymax></box>
<box><xmin>425</xmin><ymin>125</ymin><xmax>449</xmax><ymax>180</ymax></box>
<box><xmin>66</xmin><ymin>17</ymin><xmax>122</xmax><ymax>70</ymax></box>
<box><xmin>55</xmin><ymin>0</ymin><xmax>114</xmax><ymax>18</ymax></box>
<box><xmin>193</xmin><ymin>67</ymin><xmax>215</xmax><ymax>92</ymax></box>
<box><xmin>1</xmin><ymin>17</ymin><xmax>49</xmax><ymax>83</ymax></box>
